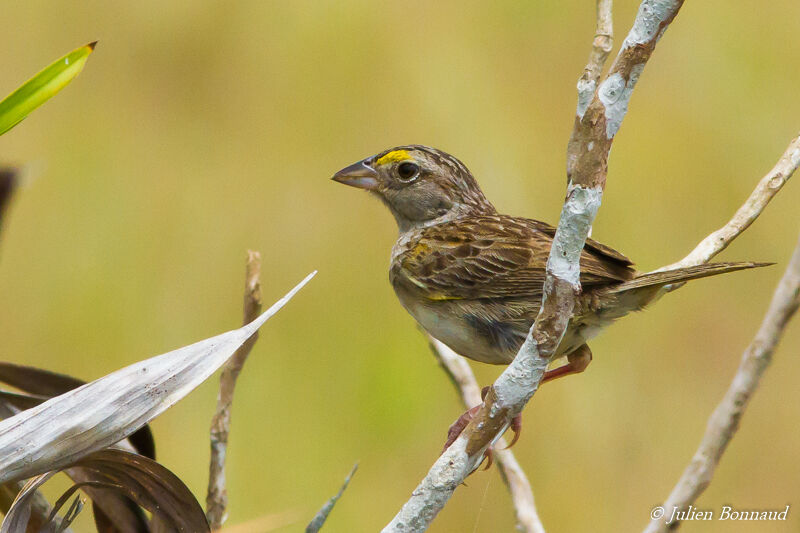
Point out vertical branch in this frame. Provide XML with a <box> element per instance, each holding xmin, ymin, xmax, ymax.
<box><xmin>384</xmin><ymin>2</ymin><xmax>684</xmax><ymax>530</ymax></box>
<box><xmin>427</xmin><ymin>338</ymin><xmax>545</xmax><ymax>533</ymax></box>
<box><xmin>644</xmin><ymin>235</ymin><xmax>800</xmax><ymax>532</ymax></box>
<box><xmin>207</xmin><ymin>251</ymin><xmax>263</xmax><ymax>529</ymax></box>
<box><xmin>575</xmin><ymin>0</ymin><xmax>614</xmax><ymax>126</ymax></box>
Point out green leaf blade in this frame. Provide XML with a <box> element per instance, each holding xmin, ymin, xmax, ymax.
<box><xmin>0</xmin><ymin>41</ymin><xmax>96</xmax><ymax>136</ymax></box>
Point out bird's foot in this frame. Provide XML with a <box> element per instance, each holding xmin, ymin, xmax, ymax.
<box><xmin>442</xmin><ymin>403</ymin><xmax>482</xmax><ymax>454</ymax></box>
<box><xmin>441</xmin><ymin>386</ymin><xmax>522</xmax><ymax>468</ymax></box>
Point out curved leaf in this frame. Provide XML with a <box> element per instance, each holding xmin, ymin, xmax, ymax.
<box><xmin>1</xmin><ymin>450</ymin><xmax>209</xmax><ymax>533</ymax></box>
<box><xmin>0</xmin><ymin>272</ymin><xmax>314</xmax><ymax>485</ymax></box>
<box><xmin>0</xmin><ymin>363</ymin><xmax>155</xmax><ymax>459</ymax></box>
<box><xmin>0</xmin><ymin>387</ymin><xmax>147</xmax><ymax>532</ymax></box>
<box><xmin>0</xmin><ymin>42</ymin><xmax>96</xmax><ymax>136</ymax></box>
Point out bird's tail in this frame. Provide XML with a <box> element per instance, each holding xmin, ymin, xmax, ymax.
<box><xmin>592</xmin><ymin>261</ymin><xmax>771</xmax><ymax>318</ymax></box>
<box><xmin>605</xmin><ymin>261</ymin><xmax>772</xmax><ymax>294</ymax></box>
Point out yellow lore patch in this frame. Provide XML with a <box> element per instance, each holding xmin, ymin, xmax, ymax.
<box><xmin>376</xmin><ymin>150</ymin><xmax>412</xmax><ymax>166</ymax></box>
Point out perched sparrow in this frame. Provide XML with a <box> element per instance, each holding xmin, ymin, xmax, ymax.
<box><xmin>334</xmin><ymin>145</ymin><xmax>764</xmax><ymax>385</ymax></box>
<box><xmin>333</xmin><ymin>145</ymin><xmax>767</xmax><ymax>452</ymax></box>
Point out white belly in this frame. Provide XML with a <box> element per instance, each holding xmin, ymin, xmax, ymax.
<box><xmin>396</xmin><ymin>294</ymin><xmax>516</xmax><ymax>364</ymax></box>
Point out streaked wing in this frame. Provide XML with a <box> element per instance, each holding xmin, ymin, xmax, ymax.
<box><xmin>393</xmin><ymin>215</ymin><xmax>635</xmax><ymax>301</ymax></box>
<box><xmin>521</xmin><ymin>218</ymin><xmax>634</xmax><ymax>267</ymax></box>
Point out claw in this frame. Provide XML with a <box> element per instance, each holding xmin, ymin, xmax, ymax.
<box><xmin>502</xmin><ymin>413</ymin><xmax>522</xmax><ymax>449</ymax></box>
<box><xmin>442</xmin><ymin>404</ymin><xmax>481</xmax><ymax>453</ymax></box>
<box><xmin>481</xmin><ymin>448</ymin><xmax>494</xmax><ymax>470</ymax></box>
<box><xmin>443</xmin><ymin>386</ymin><xmax>524</xmax><ymax>458</ymax></box>
<box><xmin>442</xmin><ymin>385</ymin><xmax>523</xmax><ymax>472</ymax></box>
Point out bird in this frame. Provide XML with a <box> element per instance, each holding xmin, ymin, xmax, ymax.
<box><xmin>332</xmin><ymin>145</ymin><xmax>766</xmax><ymax>447</ymax></box>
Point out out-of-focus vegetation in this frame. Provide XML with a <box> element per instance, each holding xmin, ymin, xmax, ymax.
<box><xmin>1</xmin><ymin>1</ymin><xmax>798</xmax><ymax>531</ymax></box>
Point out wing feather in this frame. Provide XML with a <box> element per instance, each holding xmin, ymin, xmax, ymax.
<box><xmin>393</xmin><ymin>215</ymin><xmax>635</xmax><ymax>301</ymax></box>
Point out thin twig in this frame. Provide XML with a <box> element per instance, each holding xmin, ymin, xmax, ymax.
<box><xmin>305</xmin><ymin>463</ymin><xmax>358</xmax><ymax>533</ymax></box>
<box><xmin>644</xmin><ymin>234</ymin><xmax>800</xmax><ymax>532</ymax></box>
<box><xmin>658</xmin><ymin>134</ymin><xmax>800</xmax><ymax>277</ymax></box>
<box><xmin>384</xmin><ymin>2</ymin><xmax>684</xmax><ymax>530</ymax></box>
<box><xmin>207</xmin><ymin>251</ymin><xmax>263</xmax><ymax>529</ymax></box>
<box><xmin>428</xmin><ymin>337</ymin><xmax>545</xmax><ymax>533</ymax></box>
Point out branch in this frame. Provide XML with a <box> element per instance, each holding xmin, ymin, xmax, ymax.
<box><xmin>384</xmin><ymin>2</ymin><xmax>684</xmax><ymax>530</ymax></box>
<box><xmin>658</xmin><ymin>134</ymin><xmax>800</xmax><ymax>277</ymax></box>
<box><xmin>427</xmin><ymin>338</ymin><xmax>545</xmax><ymax>533</ymax></box>
<box><xmin>644</xmin><ymin>234</ymin><xmax>800</xmax><ymax>532</ymax></box>
<box><xmin>207</xmin><ymin>251</ymin><xmax>263</xmax><ymax>529</ymax></box>
<box><xmin>575</xmin><ymin>0</ymin><xmax>614</xmax><ymax>123</ymax></box>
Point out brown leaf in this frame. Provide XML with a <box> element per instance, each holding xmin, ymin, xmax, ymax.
<box><xmin>0</xmin><ymin>367</ymin><xmax>152</xmax><ymax>532</ymax></box>
<box><xmin>0</xmin><ymin>362</ymin><xmax>84</xmax><ymax>397</ymax></box>
<box><xmin>1</xmin><ymin>450</ymin><xmax>209</xmax><ymax>533</ymax></box>
<box><xmin>0</xmin><ymin>389</ymin><xmax>49</xmax><ymax>411</ymax></box>
<box><xmin>0</xmin><ymin>362</ymin><xmax>156</xmax><ymax>459</ymax></box>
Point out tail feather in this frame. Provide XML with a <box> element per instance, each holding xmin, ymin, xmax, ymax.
<box><xmin>605</xmin><ymin>262</ymin><xmax>772</xmax><ymax>294</ymax></box>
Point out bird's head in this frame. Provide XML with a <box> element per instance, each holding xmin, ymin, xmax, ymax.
<box><xmin>332</xmin><ymin>145</ymin><xmax>495</xmax><ymax>232</ymax></box>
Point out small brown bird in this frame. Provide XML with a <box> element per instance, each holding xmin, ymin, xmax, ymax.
<box><xmin>333</xmin><ymin>145</ymin><xmax>765</xmax><ymax>385</ymax></box>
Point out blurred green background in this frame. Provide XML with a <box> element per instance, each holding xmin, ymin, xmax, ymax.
<box><xmin>2</xmin><ymin>1</ymin><xmax>799</xmax><ymax>531</ymax></box>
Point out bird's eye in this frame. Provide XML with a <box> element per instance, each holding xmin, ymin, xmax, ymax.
<box><xmin>397</xmin><ymin>161</ymin><xmax>419</xmax><ymax>181</ymax></box>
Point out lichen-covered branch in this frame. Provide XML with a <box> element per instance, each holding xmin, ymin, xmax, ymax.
<box><xmin>644</xmin><ymin>235</ymin><xmax>800</xmax><ymax>532</ymax></box>
<box><xmin>384</xmin><ymin>2</ymin><xmax>684</xmax><ymax>530</ymax></box>
<box><xmin>568</xmin><ymin>0</ymin><xmax>684</xmax><ymax>184</ymax></box>
<box><xmin>207</xmin><ymin>251</ymin><xmax>263</xmax><ymax>529</ymax></box>
<box><xmin>658</xmin><ymin>134</ymin><xmax>800</xmax><ymax>277</ymax></box>
<box><xmin>575</xmin><ymin>0</ymin><xmax>614</xmax><ymax>123</ymax></box>
<box><xmin>427</xmin><ymin>338</ymin><xmax>545</xmax><ymax>533</ymax></box>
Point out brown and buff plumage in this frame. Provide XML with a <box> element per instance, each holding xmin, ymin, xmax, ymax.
<box><xmin>334</xmin><ymin>145</ymin><xmax>767</xmax><ymax>373</ymax></box>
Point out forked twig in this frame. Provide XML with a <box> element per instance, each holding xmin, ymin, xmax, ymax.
<box><xmin>385</xmin><ymin>2</ymin><xmax>685</xmax><ymax>530</ymax></box>
<box><xmin>576</xmin><ymin>0</ymin><xmax>614</xmax><ymax>122</ymax></box>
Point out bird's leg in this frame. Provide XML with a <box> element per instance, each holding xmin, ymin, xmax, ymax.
<box><xmin>494</xmin><ymin>346</ymin><xmax>592</xmax><ymax>450</ymax></box>
<box><xmin>494</xmin><ymin>345</ymin><xmax>595</xmax><ymax>447</ymax></box>
<box><xmin>442</xmin><ymin>344</ymin><xmax>593</xmax><ymax>457</ymax></box>
<box><xmin>442</xmin><ymin>386</ymin><xmax>490</xmax><ymax>454</ymax></box>
<box><xmin>442</xmin><ymin>385</ymin><xmax>522</xmax><ymax>458</ymax></box>
<box><xmin>541</xmin><ymin>343</ymin><xmax>592</xmax><ymax>384</ymax></box>
<box><xmin>443</xmin><ymin>403</ymin><xmax>483</xmax><ymax>454</ymax></box>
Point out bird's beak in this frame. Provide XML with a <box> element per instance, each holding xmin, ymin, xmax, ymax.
<box><xmin>332</xmin><ymin>159</ymin><xmax>379</xmax><ymax>190</ymax></box>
